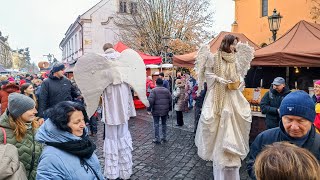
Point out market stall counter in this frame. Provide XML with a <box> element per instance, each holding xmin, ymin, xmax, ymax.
<box><xmin>243</xmin><ymin>88</ymin><xmax>268</xmax><ymax>143</ymax></box>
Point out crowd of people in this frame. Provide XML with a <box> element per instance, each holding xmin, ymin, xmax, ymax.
<box><xmin>0</xmin><ymin>37</ymin><xmax>320</xmax><ymax>180</ymax></box>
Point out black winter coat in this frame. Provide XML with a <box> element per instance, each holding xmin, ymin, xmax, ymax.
<box><xmin>38</xmin><ymin>74</ymin><xmax>79</xmax><ymax>117</ymax></box>
<box><xmin>247</xmin><ymin>123</ymin><xmax>320</xmax><ymax>179</ymax></box>
<box><xmin>260</xmin><ymin>86</ymin><xmax>291</xmax><ymax>128</ymax></box>
<box><xmin>148</xmin><ymin>86</ymin><xmax>172</xmax><ymax>116</ymax></box>
<box><xmin>195</xmin><ymin>83</ymin><xmax>207</xmax><ymax>108</ymax></box>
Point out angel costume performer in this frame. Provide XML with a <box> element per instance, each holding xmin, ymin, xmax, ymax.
<box><xmin>194</xmin><ymin>35</ymin><xmax>254</xmax><ymax>180</ymax></box>
<box><xmin>73</xmin><ymin>44</ymin><xmax>149</xmax><ymax>180</ymax></box>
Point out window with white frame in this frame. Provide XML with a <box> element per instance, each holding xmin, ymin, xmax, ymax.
<box><xmin>262</xmin><ymin>0</ymin><xmax>268</xmax><ymax>17</ymax></box>
<box><xmin>75</xmin><ymin>34</ymin><xmax>78</xmax><ymax>52</ymax></box>
<box><xmin>119</xmin><ymin>0</ymin><xmax>127</xmax><ymax>13</ymax></box>
<box><xmin>71</xmin><ymin>38</ymin><xmax>74</xmax><ymax>54</ymax></box>
<box><xmin>130</xmin><ymin>2</ymin><xmax>138</xmax><ymax>14</ymax></box>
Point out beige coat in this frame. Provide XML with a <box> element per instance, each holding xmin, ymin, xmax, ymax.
<box><xmin>173</xmin><ymin>83</ymin><xmax>186</xmax><ymax>111</ymax></box>
<box><xmin>0</xmin><ymin>144</ymin><xmax>27</xmax><ymax>180</ymax></box>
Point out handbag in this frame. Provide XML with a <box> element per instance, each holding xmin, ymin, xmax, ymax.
<box><xmin>0</xmin><ymin>127</ymin><xmax>28</xmax><ymax>180</ymax></box>
<box><xmin>227</xmin><ymin>81</ymin><xmax>240</xmax><ymax>90</ymax></box>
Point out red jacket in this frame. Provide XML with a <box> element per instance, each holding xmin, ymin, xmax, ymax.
<box><xmin>146</xmin><ymin>79</ymin><xmax>155</xmax><ymax>96</ymax></box>
<box><xmin>0</xmin><ymin>83</ymin><xmax>20</xmax><ymax>114</ymax></box>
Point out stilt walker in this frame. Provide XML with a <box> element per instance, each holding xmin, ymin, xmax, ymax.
<box><xmin>73</xmin><ymin>43</ymin><xmax>149</xmax><ymax>180</ymax></box>
<box><xmin>194</xmin><ymin>35</ymin><xmax>255</xmax><ymax>180</ymax></box>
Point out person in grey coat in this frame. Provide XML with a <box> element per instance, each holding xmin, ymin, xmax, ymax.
<box><xmin>173</xmin><ymin>79</ymin><xmax>186</xmax><ymax>126</ymax></box>
<box><xmin>148</xmin><ymin>78</ymin><xmax>172</xmax><ymax>144</ymax></box>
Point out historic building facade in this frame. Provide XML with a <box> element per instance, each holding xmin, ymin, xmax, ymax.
<box><xmin>0</xmin><ymin>31</ymin><xmax>12</xmax><ymax>68</ymax></box>
<box><xmin>232</xmin><ymin>0</ymin><xmax>317</xmax><ymax>46</ymax></box>
<box><xmin>60</xmin><ymin>0</ymin><xmax>138</xmax><ymax>64</ymax></box>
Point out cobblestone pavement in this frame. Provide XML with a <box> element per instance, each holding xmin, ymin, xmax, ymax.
<box><xmin>92</xmin><ymin>109</ymin><xmax>250</xmax><ymax>180</ymax></box>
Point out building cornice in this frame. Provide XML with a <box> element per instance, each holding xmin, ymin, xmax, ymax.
<box><xmin>101</xmin><ymin>17</ymin><xmax>114</xmax><ymax>25</ymax></box>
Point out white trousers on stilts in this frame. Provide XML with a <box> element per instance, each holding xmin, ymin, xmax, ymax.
<box><xmin>213</xmin><ymin>165</ymin><xmax>240</xmax><ymax>180</ymax></box>
<box><xmin>103</xmin><ymin>122</ymin><xmax>133</xmax><ymax>180</ymax></box>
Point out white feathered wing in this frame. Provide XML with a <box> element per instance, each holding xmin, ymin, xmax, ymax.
<box><xmin>235</xmin><ymin>42</ymin><xmax>255</xmax><ymax>78</ymax></box>
<box><xmin>73</xmin><ymin>49</ymin><xmax>149</xmax><ymax>118</ymax></box>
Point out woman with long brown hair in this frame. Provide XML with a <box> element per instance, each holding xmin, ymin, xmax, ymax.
<box><xmin>0</xmin><ymin>93</ymin><xmax>43</xmax><ymax>180</ymax></box>
<box><xmin>195</xmin><ymin>34</ymin><xmax>254</xmax><ymax>179</ymax></box>
<box><xmin>20</xmin><ymin>83</ymin><xmax>38</xmax><ymax>108</ymax></box>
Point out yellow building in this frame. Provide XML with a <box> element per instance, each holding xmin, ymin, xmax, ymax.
<box><xmin>232</xmin><ymin>0</ymin><xmax>317</xmax><ymax>46</ymax></box>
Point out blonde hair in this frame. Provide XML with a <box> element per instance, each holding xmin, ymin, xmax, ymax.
<box><xmin>0</xmin><ymin>75</ymin><xmax>8</xmax><ymax>81</ymax></box>
<box><xmin>254</xmin><ymin>142</ymin><xmax>320</xmax><ymax>180</ymax></box>
<box><xmin>8</xmin><ymin>114</ymin><xmax>39</xmax><ymax>142</ymax></box>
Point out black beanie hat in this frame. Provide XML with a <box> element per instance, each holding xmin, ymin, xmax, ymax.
<box><xmin>51</xmin><ymin>63</ymin><xmax>65</xmax><ymax>73</ymax></box>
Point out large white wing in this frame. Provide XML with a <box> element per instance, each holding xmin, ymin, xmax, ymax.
<box><xmin>73</xmin><ymin>49</ymin><xmax>149</xmax><ymax>118</ymax></box>
<box><xmin>117</xmin><ymin>49</ymin><xmax>149</xmax><ymax>109</ymax></box>
<box><xmin>235</xmin><ymin>42</ymin><xmax>255</xmax><ymax>78</ymax></box>
<box><xmin>194</xmin><ymin>45</ymin><xmax>211</xmax><ymax>93</ymax></box>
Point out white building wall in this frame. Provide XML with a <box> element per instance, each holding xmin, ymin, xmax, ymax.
<box><xmin>61</xmin><ymin>0</ymin><xmax>125</xmax><ymax>63</ymax></box>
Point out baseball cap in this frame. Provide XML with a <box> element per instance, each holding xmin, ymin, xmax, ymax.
<box><xmin>272</xmin><ymin>77</ymin><xmax>285</xmax><ymax>85</ymax></box>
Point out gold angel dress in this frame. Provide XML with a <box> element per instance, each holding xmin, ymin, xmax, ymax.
<box><xmin>194</xmin><ymin>42</ymin><xmax>254</xmax><ymax>179</ymax></box>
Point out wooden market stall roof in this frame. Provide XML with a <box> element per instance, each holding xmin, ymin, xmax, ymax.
<box><xmin>173</xmin><ymin>31</ymin><xmax>260</xmax><ymax>67</ymax></box>
<box><xmin>252</xmin><ymin>20</ymin><xmax>320</xmax><ymax>67</ymax></box>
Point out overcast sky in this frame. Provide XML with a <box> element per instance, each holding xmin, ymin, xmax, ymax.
<box><xmin>0</xmin><ymin>0</ymin><xmax>234</xmax><ymax>64</ymax></box>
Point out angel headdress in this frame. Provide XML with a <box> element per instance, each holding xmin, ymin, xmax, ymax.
<box><xmin>194</xmin><ymin>42</ymin><xmax>255</xmax><ymax>93</ymax></box>
<box><xmin>73</xmin><ymin>49</ymin><xmax>149</xmax><ymax>118</ymax></box>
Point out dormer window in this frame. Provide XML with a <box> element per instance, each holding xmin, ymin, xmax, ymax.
<box><xmin>119</xmin><ymin>1</ymin><xmax>127</xmax><ymax>13</ymax></box>
<box><xmin>130</xmin><ymin>2</ymin><xmax>138</xmax><ymax>14</ymax></box>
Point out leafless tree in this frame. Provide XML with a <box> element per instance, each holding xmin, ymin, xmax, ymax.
<box><xmin>115</xmin><ymin>0</ymin><xmax>213</xmax><ymax>57</ymax></box>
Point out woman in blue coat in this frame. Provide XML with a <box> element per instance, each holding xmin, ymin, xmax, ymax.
<box><xmin>35</xmin><ymin>101</ymin><xmax>104</xmax><ymax>180</ymax></box>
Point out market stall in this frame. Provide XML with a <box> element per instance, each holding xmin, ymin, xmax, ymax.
<box><xmin>244</xmin><ymin>20</ymin><xmax>320</xmax><ymax>139</ymax></box>
<box><xmin>250</xmin><ymin>20</ymin><xmax>320</xmax><ymax>92</ymax></box>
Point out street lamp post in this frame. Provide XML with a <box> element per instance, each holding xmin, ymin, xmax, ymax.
<box><xmin>268</xmin><ymin>9</ymin><xmax>283</xmax><ymax>42</ymax></box>
<box><xmin>162</xmin><ymin>36</ymin><xmax>170</xmax><ymax>64</ymax></box>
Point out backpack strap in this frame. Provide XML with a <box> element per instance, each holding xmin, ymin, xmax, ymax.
<box><xmin>0</xmin><ymin>127</ymin><xmax>6</xmax><ymax>145</ymax></box>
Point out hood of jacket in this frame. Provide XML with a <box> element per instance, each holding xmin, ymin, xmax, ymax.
<box><xmin>1</xmin><ymin>84</ymin><xmax>19</xmax><ymax>94</ymax></box>
<box><xmin>270</xmin><ymin>85</ymin><xmax>291</xmax><ymax>96</ymax></box>
<box><xmin>36</xmin><ymin>118</ymin><xmax>88</xmax><ymax>143</ymax></box>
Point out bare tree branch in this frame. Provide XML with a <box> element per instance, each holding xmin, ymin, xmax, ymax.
<box><xmin>115</xmin><ymin>0</ymin><xmax>213</xmax><ymax>57</ymax></box>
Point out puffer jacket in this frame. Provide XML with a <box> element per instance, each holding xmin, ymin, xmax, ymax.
<box><xmin>0</xmin><ymin>83</ymin><xmax>20</xmax><ymax>114</ymax></box>
<box><xmin>173</xmin><ymin>84</ymin><xmax>186</xmax><ymax>111</ymax></box>
<box><xmin>36</xmin><ymin>119</ymin><xmax>104</xmax><ymax>180</ymax></box>
<box><xmin>38</xmin><ymin>74</ymin><xmax>80</xmax><ymax>118</ymax></box>
<box><xmin>260</xmin><ymin>86</ymin><xmax>291</xmax><ymax>128</ymax></box>
<box><xmin>0</xmin><ymin>112</ymin><xmax>43</xmax><ymax>180</ymax></box>
<box><xmin>148</xmin><ymin>86</ymin><xmax>172</xmax><ymax>116</ymax></box>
